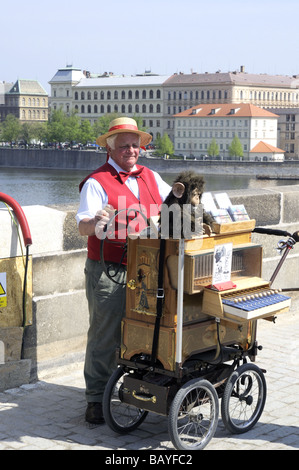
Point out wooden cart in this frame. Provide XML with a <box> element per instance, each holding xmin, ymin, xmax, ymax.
<box><xmin>103</xmin><ymin>221</ymin><xmax>292</xmax><ymax>450</ymax></box>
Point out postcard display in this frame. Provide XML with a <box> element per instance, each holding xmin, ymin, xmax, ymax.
<box><xmin>121</xmin><ymin>193</ymin><xmax>291</xmax><ymax>372</ymax></box>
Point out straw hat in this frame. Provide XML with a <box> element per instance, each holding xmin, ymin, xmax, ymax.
<box><xmin>96</xmin><ymin>117</ymin><xmax>152</xmax><ymax>147</ymax></box>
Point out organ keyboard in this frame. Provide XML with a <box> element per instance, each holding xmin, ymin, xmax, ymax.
<box><xmin>202</xmin><ymin>277</ymin><xmax>291</xmax><ymax>321</ymax></box>
<box><xmin>222</xmin><ymin>287</ymin><xmax>291</xmax><ymax>320</ymax></box>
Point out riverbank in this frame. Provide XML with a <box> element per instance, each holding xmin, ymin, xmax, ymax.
<box><xmin>1</xmin><ymin>147</ymin><xmax>299</xmax><ymax>178</ymax></box>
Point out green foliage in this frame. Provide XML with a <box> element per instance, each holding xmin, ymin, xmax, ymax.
<box><xmin>229</xmin><ymin>135</ymin><xmax>243</xmax><ymax>158</ymax></box>
<box><xmin>1</xmin><ymin>114</ymin><xmax>21</xmax><ymax>144</ymax></box>
<box><xmin>155</xmin><ymin>133</ymin><xmax>174</xmax><ymax>156</ymax></box>
<box><xmin>207</xmin><ymin>138</ymin><xmax>219</xmax><ymax>157</ymax></box>
<box><xmin>0</xmin><ymin>110</ymin><xmax>151</xmax><ymax>148</ymax></box>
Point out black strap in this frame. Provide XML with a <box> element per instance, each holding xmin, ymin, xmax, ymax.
<box><xmin>252</xmin><ymin>227</ymin><xmax>292</xmax><ymax>237</ymax></box>
<box><xmin>151</xmin><ymin>238</ymin><xmax>166</xmax><ymax>367</ymax></box>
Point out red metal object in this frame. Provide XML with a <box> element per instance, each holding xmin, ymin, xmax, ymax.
<box><xmin>0</xmin><ymin>192</ymin><xmax>32</xmax><ymax>247</ymax></box>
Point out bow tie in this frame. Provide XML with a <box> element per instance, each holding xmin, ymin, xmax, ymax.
<box><xmin>119</xmin><ymin>167</ymin><xmax>144</xmax><ymax>183</ymax></box>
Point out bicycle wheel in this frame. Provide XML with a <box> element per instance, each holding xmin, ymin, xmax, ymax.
<box><xmin>168</xmin><ymin>378</ymin><xmax>219</xmax><ymax>451</ymax></box>
<box><xmin>103</xmin><ymin>366</ymin><xmax>148</xmax><ymax>433</ymax></box>
<box><xmin>221</xmin><ymin>362</ymin><xmax>267</xmax><ymax>434</ymax></box>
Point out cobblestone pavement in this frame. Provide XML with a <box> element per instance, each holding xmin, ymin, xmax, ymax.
<box><xmin>0</xmin><ymin>310</ymin><xmax>298</xmax><ymax>451</ymax></box>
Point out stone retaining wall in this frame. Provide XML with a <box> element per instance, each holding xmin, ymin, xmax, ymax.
<box><xmin>1</xmin><ymin>184</ymin><xmax>299</xmax><ymax>386</ymax></box>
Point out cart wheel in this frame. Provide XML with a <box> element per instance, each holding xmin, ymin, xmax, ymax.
<box><xmin>168</xmin><ymin>378</ymin><xmax>219</xmax><ymax>451</ymax></box>
<box><xmin>103</xmin><ymin>366</ymin><xmax>148</xmax><ymax>433</ymax></box>
<box><xmin>221</xmin><ymin>362</ymin><xmax>267</xmax><ymax>434</ymax></box>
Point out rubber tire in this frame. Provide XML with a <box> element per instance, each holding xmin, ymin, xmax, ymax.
<box><xmin>221</xmin><ymin>362</ymin><xmax>267</xmax><ymax>434</ymax></box>
<box><xmin>103</xmin><ymin>366</ymin><xmax>148</xmax><ymax>433</ymax></box>
<box><xmin>168</xmin><ymin>378</ymin><xmax>219</xmax><ymax>450</ymax></box>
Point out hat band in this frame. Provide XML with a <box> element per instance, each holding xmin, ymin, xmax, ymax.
<box><xmin>109</xmin><ymin>124</ymin><xmax>139</xmax><ymax>132</ymax></box>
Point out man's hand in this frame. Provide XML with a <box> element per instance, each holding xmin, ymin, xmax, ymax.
<box><xmin>78</xmin><ymin>204</ymin><xmax>115</xmax><ymax>237</ymax></box>
<box><xmin>95</xmin><ymin>205</ymin><xmax>115</xmax><ymax>239</ymax></box>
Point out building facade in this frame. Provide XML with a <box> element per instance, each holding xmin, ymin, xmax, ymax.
<box><xmin>0</xmin><ymin>80</ymin><xmax>48</xmax><ymax>123</ymax></box>
<box><xmin>0</xmin><ymin>81</ymin><xmax>13</xmax><ymax>121</ymax></box>
<box><xmin>269</xmin><ymin>108</ymin><xmax>299</xmax><ymax>160</ymax></box>
<box><xmin>162</xmin><ymin>67</ymin><xmax>299</xmax><ymax>145</ymax></box>
<box><xmin>49</xmin><ymin>66</ymin><xmax>170</xmax><ymax>141</ymax></box>
<box><xmin>174</xmin><ymin>103</ymin><xmax>280</xmax><ymax>160</ymax></box>
<box><xmin>48</xmin><ymin>65</ymin><xmax>299</xmax><ymax>158</ymax></box>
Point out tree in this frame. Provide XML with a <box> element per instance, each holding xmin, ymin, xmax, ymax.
<box><xmin>156</xmin><ymin>133</ymin><xmax>174</xmax><ymax>156</ymax></box>
<box><xmin>47</xmin><ymin>109</ymin><xmax>67</xmax><ymax>145</ymax></box>
<box><xmin>64</xmin><ymin>111</ymin><xmax>81</xmax><ymax>146</ymax></box>
<box><xmin>79</xmin><ymin>119</ymin><xmax>95</xmax><ymax>145</ymax></box>
<box><xmin>2</xmin><ymin>114</ymin><xmax>21</xmax><ymax>145</ymax></box>
<box><xmin>208</xmin><ymin>138</ymin><xmax>219</xmax><ymax>157</ymax></box>
<box><xmin>229</xmin><ymin>135</ymin><xmax>243</xmax><ymax>159</ymax></box>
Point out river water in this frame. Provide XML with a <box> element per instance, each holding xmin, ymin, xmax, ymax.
<box><xmin>0</xmin><ymin>167</ymin><xmax>298</xmax><ymax>207</ymax></box>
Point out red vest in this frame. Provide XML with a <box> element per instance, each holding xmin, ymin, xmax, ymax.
<box><xmin>79</xmin><ymin>162</ymin><xmax>163</xmax><ymax>263</ymax></box>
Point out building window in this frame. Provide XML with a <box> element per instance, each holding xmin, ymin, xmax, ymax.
<box><xmin>114</xmin><ymin>91</ymin><xmax>118</xmax><ymax>99</ymax></box>
<box><xmin>135</xmin><ymin>90</ymin><xmax>139</xmax><ymax>99</ymax></box>
<box><xmin>121</xmin><ymin>90</ymin><xmax>125</xmax><ymax>99</ymax></box>
<box><xmin>94</xmin><ymin>91</ymin><xmax>98</xmax><ymax>100</ymax></box>
<box><xmin>81</xmin><ymin>92</ymin><xmax>85</xmax><ymax>100</ymax></box>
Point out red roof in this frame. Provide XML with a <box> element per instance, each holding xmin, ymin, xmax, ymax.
<box><xmin>250</xmin><ymin>141</ymin><xmax>285</xmax><ymax>153</ymax></box>
<box><xmin>174</xmin><ymin>103</ymin><xmax>279</xmax><ymax>118</ymax></box>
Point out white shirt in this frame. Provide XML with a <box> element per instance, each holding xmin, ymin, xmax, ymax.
<box><xmin>76</xmin><ymin>157</ymin><xmax>171</xmax><ymax>224</ymax></box>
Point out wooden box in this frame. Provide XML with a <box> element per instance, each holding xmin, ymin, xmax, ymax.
<box><xmin>120</xmin><ymin>317</ymin><xmax>254</xmax><ymax>372</ymax></box>
<box><xmin>125</xmin><ymin>234</ymin><xmax>262</xmax><ymax>326</ymax></box>
<box><xmin>212</xmin><ymin>219</ymin><xmax>256</xmax><ymax>234</ymax></box>
<box><xmin>167</xmin><ymin>243</ymin><xmax>262</xmax><ymax>294</ymax></box>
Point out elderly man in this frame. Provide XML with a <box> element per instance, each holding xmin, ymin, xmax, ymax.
<box><xmin>76</xmin><ymin>117</ymin><xmax>171</xmax><ymax>424</ymax></box>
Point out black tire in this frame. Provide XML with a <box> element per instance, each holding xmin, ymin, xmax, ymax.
<box><xmin>103</xmin><ymin>366</ymin><xmax>148</xmax><ymax>433</ymax></box>
<box><xmin>221</xmin><ymin>362</ymin><xmax>267</xmax><ymax>434</ymax></box>
<box><xmin>168</xmin><ymin>378</ymin><xmax>219</xmax><ymax>450</ymax></box>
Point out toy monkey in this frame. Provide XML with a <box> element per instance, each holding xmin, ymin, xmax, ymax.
<box><xmin>159</xmin><ymin>171</ymin><xmax>213</xmax><ymax>238</ymax></box>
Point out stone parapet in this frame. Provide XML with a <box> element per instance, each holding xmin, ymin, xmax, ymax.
<box><xmin>1</xmin><ymin>185</ymin><xmax>299</xmax><ymax>385</ymax></box>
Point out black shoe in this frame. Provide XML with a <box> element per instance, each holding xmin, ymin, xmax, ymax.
<box><xmin>85</xmin><ymin>402</ymin><xmax>105</xmax><ymax>424</ymax></box>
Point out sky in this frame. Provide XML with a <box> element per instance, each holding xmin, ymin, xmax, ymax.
<box><xmin>2</xmin><ymin>0</ymin><xmax>299</xmax><ymax>94</ymax></box>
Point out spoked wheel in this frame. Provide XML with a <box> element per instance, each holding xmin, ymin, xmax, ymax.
<box><xmin>221</xmin><ymin>362</ymin><xmax>267</xmax><ymax>434</ymax></box>
<box><xmin>103</xmin><ymin>366</ymin><xmax>148</xmax><ymax>433</ymax></box>
<box><xmin>168</xmin><ymin>378</ymin><xmax>219</xmax><ymax>451</ymax></box>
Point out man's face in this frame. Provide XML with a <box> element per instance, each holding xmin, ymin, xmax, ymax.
<box><xmin>108</xmin><ymin>133</ymin><xmax>140</xmax><ymax>172</ymax></box>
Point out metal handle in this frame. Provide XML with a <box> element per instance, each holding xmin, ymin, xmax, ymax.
<box><xmin>132</xmin><ymin>390</ymin><xmax>156</xmax><ymax>403</ymax></box>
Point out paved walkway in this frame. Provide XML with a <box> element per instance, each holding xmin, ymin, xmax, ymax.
<box><xmin>0</xmin><ymin>309</ymin><xmax>298</xmax><ymax>451</ymax></box>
